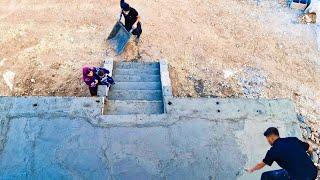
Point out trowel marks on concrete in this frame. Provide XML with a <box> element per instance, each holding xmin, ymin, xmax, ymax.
<box><xmin>0</xmin><ymin>115</ymin><xmax>245</xmax><ymax>179</ymax></box>
<box><xmin>0</xmin><ymin>97</ymin><xmax>300</xmax><ymax>179</ymax></box>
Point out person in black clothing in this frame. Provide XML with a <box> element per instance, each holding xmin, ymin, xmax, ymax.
<box><xmin>119</xmin><ymin>0</ymin><xmax>142</xmax><ymax>43</ymax></box>
<box><xmin>246</xmin><ymin>127</ymin><xmax>318</xmax><ymax>180</ymax></box>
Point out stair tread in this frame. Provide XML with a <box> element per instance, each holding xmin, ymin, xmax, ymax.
<box><xmin>114</xmin><ymin>68</ymin><xmax>160</xmax><ymax>75</ymax></box>
<box><xmin>115</xmin><ymin>62</ymin><xmax>160</xmax><ymax>69</ymax></box>
<box><xmin>107</xmin><ymin>62</ymin><xmax>164</xmax><ymax>114</ymax></box>
<box><xmin>113</xmin><ymin>75</ymin><xmax>161</xmax><ymax>82</ymax></box>
<box><xmin>112</xmin><ymin>82</ymin><xmax>161</xmax><ymax>90</ymax></box>
<box><xmin>108</xmin><ymin>90</ymin><xmax>162</xmax><ymax>101</ymax></box>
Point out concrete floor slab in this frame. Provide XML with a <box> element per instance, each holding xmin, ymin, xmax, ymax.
<box><xmin>0</xmin><ymin>97</ymin><xmax>301</xmax><ymax>179</ymax></box>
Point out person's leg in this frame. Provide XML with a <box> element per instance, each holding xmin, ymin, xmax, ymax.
<box><xmin>132</xmin><ymin>23</ymin><xmax>142</xmax><ymax>44</ymax></box>
<box><xmin>135</xmin><ymin>22</ymin><xmax>142</xmax><ymax>39</ymax></box>
<box><xmin>89</xmin><ymin>86</ymin><xmax>98</xmax><ymax>96</ymax></box>
<box><xmin>261</xmin><ymin>169</ymin><xmax>289</xmax><ymax>180</ymax></box>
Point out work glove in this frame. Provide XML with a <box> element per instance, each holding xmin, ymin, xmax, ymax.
<box><xmin>132</xmin><ymin>23</ymin><xmax>137</xmax><ymax>30</ymax></box>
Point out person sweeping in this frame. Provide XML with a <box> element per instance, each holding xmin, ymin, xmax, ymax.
<box><xmin>119</xmin><ymin>0</ymin><xmax>142</xmax><ymax>43</ymax></box>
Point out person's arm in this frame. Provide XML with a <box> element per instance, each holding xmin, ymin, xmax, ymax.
<box><xmin>118</xmin><ymin>10</ymin><xmax>123</xmax><ymax>21</ymax></box>
<box><xmin>132</xmin><ymin>16</ymin><xmax>140</xmax><ymax>29</ymax></box>
<box><xmin>134</xmin><ymin>16</ymin><xmax>141</xmax><ymax>24</ymax></box>
<box><xmin>246</xmin><ymin>149</ymin><xmax>274</xmax><ymax>173</ymax></box>
<box><xmin>307</xmin><ymin>141</ymin><xmax>313</xmax><ymax>154</ymax></box>
<box><xmin>246</xmin><ymin>161</ymin><xmax>266</xmax><ymax>173</ymax></box>
<box><xmin>131</xmin><ymin>9</ymin><xmax>140</xmax><ymax>29</ymax></box>
<box><xmin>91</xmin><ymin>79</ymin><xmax>98</xmax><ymax>87</ymax></box>
<box><xmin>84</xmin><ymin>79</ymin><xmax>91</xmax><ymax>86</ymax></box>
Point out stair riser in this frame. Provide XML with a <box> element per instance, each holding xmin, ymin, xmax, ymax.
<box><xmin>108</xmin><ymin>90</ymin><xmax>162</xmax><ymax>101</ymax></box>
<box><xmin>114</xmin><ymin>69</ymin><xmax>160</xmax><ymax>75</ymax></box>
<box><xmin>112</xmin><ymin>82</ymin><xmax>161</xmax><ymax>90</ymax></box>
<box><xmin>115</xmin><ymin>63</ymin><xmax>160</xmax><ymax>69</ymax></box>
<box><xmin>106</xmin><ymin>101</ymin><xmax>164</xmax><ymax>115</ymax></box>
<box><xmin>107</xmin><ymin>62</ymin><xmax>164</xmax><ymax>114</ymax></box>
<box><xmin>113</xmin><ymin>75</ymin><xmax>161</xmax><ymax>82</ymax></box>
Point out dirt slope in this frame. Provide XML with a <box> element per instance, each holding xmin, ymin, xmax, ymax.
<box><xmin>0</xmin><ymin>0</ymin><xmax>319</xmax><ymax>122</ymax></box>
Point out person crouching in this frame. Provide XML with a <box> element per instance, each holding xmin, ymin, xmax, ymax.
<box><xmin>96</xmin><ymin>67</ymin><xmax>115</xmax><ymax>87</ymax></box>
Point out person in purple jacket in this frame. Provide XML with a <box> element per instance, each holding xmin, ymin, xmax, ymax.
<box><xmin>82</xmin><ymin>66</ymin><xmax>100</xmax><ymax>96</ymax></box>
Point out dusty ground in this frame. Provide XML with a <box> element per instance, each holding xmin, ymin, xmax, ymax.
<box><xmin>0</xmin><ymin>0</ymin><xmax>319</xmax><ymax>122</ymax></box>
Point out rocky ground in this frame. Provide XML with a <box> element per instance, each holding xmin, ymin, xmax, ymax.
<box><xmin>0</xmin><ymin>0</ymin><xmax>320</xmax><ymax>158</ymax></box>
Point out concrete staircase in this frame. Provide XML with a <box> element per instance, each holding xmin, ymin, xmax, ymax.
<box><xmin>105</xmin><ymin>62</ymin><xmax>164</xmax><ymax>115</ymax></box>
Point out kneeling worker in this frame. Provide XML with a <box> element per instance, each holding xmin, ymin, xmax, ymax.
<box><xmin>119</xmin><ymin>0</ymin><xmax>142</xmax><ymax>43</ymax></box>
<box><xmin>246</xmin><ymin>127</ymin><xmax>318</xmax><ymax>180</ymax></box>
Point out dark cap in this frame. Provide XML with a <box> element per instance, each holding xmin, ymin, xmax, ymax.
<box><xmin>121</xmin><ymin>3</ymin><xmax>130</xmax><ymax>11</ymax></box>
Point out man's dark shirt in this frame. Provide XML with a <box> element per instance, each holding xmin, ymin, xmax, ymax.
<box><xmin>263</xmin><ymin>137</ymin><xmax>317</xmax><ymax>180</ymax></box>
<box><xmin>122</xmin><ymin>7</ymin><xmax>138</xmax><ymax>31</ymax></box>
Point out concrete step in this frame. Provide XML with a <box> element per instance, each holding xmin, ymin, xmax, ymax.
<box><xmin>114</xmin><ymin>68</ymin><xmax>160</xmax><ymax>75</ymax></box>
<box><xmin>112</xmin><ymin>82</ymin><xmax>161</xmax><ymax>90</ymax></box>
<box><xmin>113</xmin><ymin>75</ymin><xmax>161</xmax><ymax>82</ymax></box>
<box><xmin>105</xmin><ymin>100</ymin><xmax>164</xmax><ymax>115</ymax></box>
<box><xmin>108</xmin><ymin>90</ymin><xmax>162</xmax><ymax>101</ymax></box>
<box><xmin>115</xmin><ymin>62</ymin><xmax>159</xmax><ymax>69</ymax></box>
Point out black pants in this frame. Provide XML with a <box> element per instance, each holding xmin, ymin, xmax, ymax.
<box><xmin>132</xmin><ymin>22</ymin><xmax>142</xmax><ymax>39</ymax></box>
<box><xmin>100</xmin><ymin>76</ymin><xmax>115</xmax><ymax>86</ymax></box>
<box><xmin>261</xmin><ymin>169</ymin><xmax>317</xmax><ymax>180</ymax></box>
<box><xmin>124</xmin><ymin>21</ymin><xmax>142</xmax><ymax>39</ymax></box>
<box><xmin>261</xmin><ymin>169</ymin><xmax>290</xmax><ymax>180</ymax></box>
<box><xmin>89</xmin><ymin>86</ymin><xmax>98</xmax><ymax>96</ymax></box>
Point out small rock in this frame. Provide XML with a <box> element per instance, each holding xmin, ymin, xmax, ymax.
<box><xmin>297</xmin><ymin>114</ymin><xmax>305</xmax><ymax>123</ymax></box>
<box><xmin>3</xmin><ymin>71</ymin><xmax>15</xmax><ymax>91</ymax></box>
<box><xmin>303</xmin><ymin>128</ymin><xmax>312</xmax><ymax>139</ymax></box>
<box><xmin>306</xmin><ymin>127</ymin><xmax>312</xmax><ymax>138</ymax></box>
<box><xmin>300</xmin><ymin>123</ymin><xmax>308</xmax><ymax>129</ymax></box>
<box><xmin>31</xmin><ymin>79</ymin><xmax>36</xmax><ymax>83</ymax></box>
<box><xmin>312</xmin><ymin>152</ymin><xmax>319</xmax><ymax>163</ymax></box>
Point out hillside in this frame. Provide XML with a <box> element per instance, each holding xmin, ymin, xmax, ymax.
<box><xmin>0</xmin><ymin>0</ymin><xmax>319</xmax><ymax>124</ymax></box>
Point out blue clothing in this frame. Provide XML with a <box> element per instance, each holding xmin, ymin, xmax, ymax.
<box><xmin>95</xmin><ymin>67</ymin><xmax>110</xmax><ymax>77</ymax></box>
<box><xmin>95</xmin><ymin>67</ymin><xmax>114</xmax><ymax>86</ymax></box>
<box><xmin>263</xmin><ymin>137</ymin><xmax>317</xmax><ymax>180</ymax></box>
<box><xmin>261</xmin><ymin>169</ymin><xmax>290</xmax><ymax>180</ymax></box>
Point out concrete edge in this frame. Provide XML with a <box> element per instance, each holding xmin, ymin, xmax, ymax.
<box><xmin>98</xmin><ymin>57</ymin><xmax>114</xmax><ymax>97</ymax></box>
<box><xmin>0</xmin><ymin>96</ymin><xmax>104</xmax><ymax>118</ymax></box>
<box><xmin>96</xmin><ymin>114</ymin><xmax>169</xmax><ymax>128</ymax></box>
<box><xmin>159</xmin><ymin>59</ymin><xmax>173</xmax><ymax>113</ymax></box>
<box><xmin>164</xmin><ymin>97</ymin><xmax>299</xmax><ymax>123</ymax></box>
